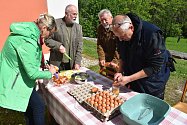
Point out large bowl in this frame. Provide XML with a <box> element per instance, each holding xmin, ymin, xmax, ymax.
<box><xmin>71</xmin><ymin>72</ymin><xmax>90</xmax><ymax>84</ymax></box>
<box><xmin>120</xmin><ymin>93</ymin><xmax>171</xmax><ymax>125</ymax></box>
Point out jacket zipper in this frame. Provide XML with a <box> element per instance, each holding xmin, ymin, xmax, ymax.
<box><xmin>11</xmin><ymin>72</ymin><xmax>19</xmax><ymax>89</ymax></box>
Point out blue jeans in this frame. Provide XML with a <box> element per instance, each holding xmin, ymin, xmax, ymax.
<box><xmin>24</xmin><ymin>89</ymin><xmax>45</xmax><ymax>125</ymax></box>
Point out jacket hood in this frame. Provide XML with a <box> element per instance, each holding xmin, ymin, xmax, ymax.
<box><xmin>10</xmin><ymin>22</ymin><xmax>40</xmax><ymax>42</ymax></box>
<box><xmin>126</xmin><ymin>13</ymin><xmax>142</xmax><ymax>45</ymax></box>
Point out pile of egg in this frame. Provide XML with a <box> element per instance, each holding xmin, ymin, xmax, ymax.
<box><xmin>85</xmin><ymin>90</ymin><xmax>124</xmax><ymax>114</ymax></box>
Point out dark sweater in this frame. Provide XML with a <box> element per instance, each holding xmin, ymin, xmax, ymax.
<box><xmin>118</xmin><ymin>13</ymin><xmax>170</xmax><ymax>98</ymax></box>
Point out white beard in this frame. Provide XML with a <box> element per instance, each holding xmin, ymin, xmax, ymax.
<box><xmin>103</xmin><ymin>24</ymin><xmax>110</xmax><ymax>29</ymax></box>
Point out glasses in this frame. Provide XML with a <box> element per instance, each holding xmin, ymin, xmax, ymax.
<box><xmin>112</xmin><ymin>21</ymin><xmax>131</xmax><ymax>29</ymax></box>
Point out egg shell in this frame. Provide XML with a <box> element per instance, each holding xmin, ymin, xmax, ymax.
<box><xmin>97</xmin><ymin>105</ymin><xmax>102</xmax><ymax>111</ymax></box>
<box><xmin>106</xmin><ymin>106</ymin><xmax>111</xmax><ymax>110</ymax></box>
<box><xmin>101</xmin><ymin>108</ymin><xmax>107</xmax><ymax>113</ymax></box>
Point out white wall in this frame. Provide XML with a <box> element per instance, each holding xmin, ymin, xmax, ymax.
<box><xmin>47</xmin><ymin>0</ymin><xmax>79</xmax><ymax>23</ymax></box>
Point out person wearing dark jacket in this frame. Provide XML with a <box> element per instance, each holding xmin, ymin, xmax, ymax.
<box><xmin>112</xmin><ymin>13</ymin><xmax>170</xmax><ymax>99</ymax></box>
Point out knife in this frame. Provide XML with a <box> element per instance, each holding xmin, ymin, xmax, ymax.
<box><xmin>64</xmin><ymin>52</ymin><xmax>72</xmax><ymax>60</ymax></box>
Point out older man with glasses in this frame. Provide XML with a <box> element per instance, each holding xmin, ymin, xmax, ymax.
<box><xmin>112</xmin><ymin>13</ymin><xmax>171</xmax><ymax>99</ymax></box>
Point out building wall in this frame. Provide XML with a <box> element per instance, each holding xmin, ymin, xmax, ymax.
<box><xmin>0</xmin><ymin>0</ymin><xmax>48</xmax><ymax>52</ymax></box>
<box><xmin>0</xmin><ymin>0</ymin><xmax>79</xmax><ymax>54</ymax></box>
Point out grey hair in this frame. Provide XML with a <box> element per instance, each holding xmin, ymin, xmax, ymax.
<box><xmin>120</xmin><ymin>15</ymin><xmax>132</xmax><ymax>31</ymax></box>
<box><xmin>98</xmin><ymin>9</ymin><xmax>112</xmax><ymax>18</ymax></box>
<box><xmin>112</xmin><ymin>15</ymin><xmax>132</xmax><ymax>31</ymax></box>
<box><xmin>37</xmin><ymin>13</ymin><xmax>57</xmax><ymax>31</ymax></box>
<box><xmin>65</xmin><ymin>4</ymin><xmax>77</xmax><ymax>13</ymax></box>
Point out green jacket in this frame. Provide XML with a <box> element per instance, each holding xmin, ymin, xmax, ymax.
<box><xmin>0</xmin><ymin>22</ymin><xmax>52</xmax><ymax>112</ymax></box>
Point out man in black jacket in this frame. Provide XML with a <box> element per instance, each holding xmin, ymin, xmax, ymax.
<box><xmin>112</xmin><ymin>13</ymin><xmax>170</xmax><ymax>99</ymax></box>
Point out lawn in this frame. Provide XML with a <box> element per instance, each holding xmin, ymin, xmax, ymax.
<box><xmin>0</xmin><ymin>37</ymin><xmax>187</xmax><ymax>125</ymax></box>
<box><xmin>166</xmin><ymin>37</ymin><xmax>187</xmax><ymax>53</ymax></box>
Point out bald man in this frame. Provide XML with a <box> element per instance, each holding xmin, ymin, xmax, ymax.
<box><xmin>112</xmin><ymin>13</ymin><xmax>170</xmax><ymax>99</ymax></box>
<box><xmin>45</xmin><ymin>4</ymin><xmax>83</xmax><ymax>71</ymax></box>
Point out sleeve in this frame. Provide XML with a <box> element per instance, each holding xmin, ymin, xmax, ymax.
<box><xmin>75</xmin><ymin>25</ymin><xmax>83</xmax><ymax>65</ymax></box>
<box><xmin>143</xmin><ymin>32</ymin><xmax>166</xmax><ymax>76</ymax></box>
<box><xmin>97</xmin><ymin>26</ymin><xmax>105</xmax><ymax>61</ymax></box>
<box><xmin>112</xmin><ymin>40</ymin><xmax>120</xmax><ymax>64</ymax></box>
<box><xmin>16</xmin><ymin>42</ymin><xmax>52</xmax><ymax>80</ymax></box>
<box><xmin>44</xmin><ymin>33</ymin><xmax>62</xmax><ymax>51</ymax></box>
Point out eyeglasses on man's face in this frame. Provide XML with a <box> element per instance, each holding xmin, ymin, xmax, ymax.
<box><xmin>112</xmin><ymin>21</ymin><xmax>131</xmax><ymax>29</ymax></box>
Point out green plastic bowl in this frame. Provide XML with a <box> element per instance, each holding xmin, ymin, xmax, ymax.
<box><xmin>120</xmin><ymin>93</ymin><xmax>171</xmax><ymax>125</ymax></box>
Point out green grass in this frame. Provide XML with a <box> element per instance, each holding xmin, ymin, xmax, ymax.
<box><xmin>83</xmin><ymin>39</ymin><xmax>98</xmax><ymax>59</ymax></box>
<box><xmin>166</xmin><ymin>37</ymin><xmax>187</xmax><ymax>53</ymax></box>
<box><xmin>164</xmin><ymin>37</ymin><xmax>187</xmax><ymax>105</ymax></box>
<box><xmin>165</xmin><ymin>58</ymin><xmax>187</xmax><ymax>105</ymax></box>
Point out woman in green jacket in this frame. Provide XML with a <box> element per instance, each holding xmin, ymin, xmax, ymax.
<box><xmin>0</xmin><ymin>13</ymin><xmax>57</xmax><ymax>125</ymax></box>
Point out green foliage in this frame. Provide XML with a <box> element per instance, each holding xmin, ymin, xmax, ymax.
<box><xmin>79</xmin><ymin>0</ymin><xmax>187</xmax><ymax>38</ymax></box>
<box><xmin>182</xmin><ymin>23</ymin><xmax>187</xmax><ymax>38</ymax></box>
<box><xmin>149</xmin><ymin>0</ymin><xmax>186</xmax><ymax>37</ymax></box>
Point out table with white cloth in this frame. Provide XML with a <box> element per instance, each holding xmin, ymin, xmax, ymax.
<box><xmin>40</xmin><ymin>67</ymin><xmax>187</xmax><ymax>125</ymax></box>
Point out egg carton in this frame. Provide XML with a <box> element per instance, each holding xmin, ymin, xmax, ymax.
<box><xmin>82</xmin><ymin>90</ymin><xmax>125</xmax><ymax>122</ymax></box>
<box><xmin>68</xmin><ymin>83</ymin><xmax>95</xmax><ymax>103</ymax></box>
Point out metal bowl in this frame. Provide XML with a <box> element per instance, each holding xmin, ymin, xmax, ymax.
<box><xmin>71</xmin><ymin>72</ymin><xmax>90</xmax><ymax>84</ymax></box>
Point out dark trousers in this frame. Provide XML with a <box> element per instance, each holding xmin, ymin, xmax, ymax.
<box><xmin>24</xmin><ymin>89</ymin><xmax>45</xmax><ymax>125</ymax></box>
<box><xmin>59</xmin><ymin>62</ymin><xmax>71</xmax><ymax>71</ymax></box>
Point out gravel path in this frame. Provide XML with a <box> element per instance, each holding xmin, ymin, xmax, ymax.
<box><xmin>81</xmin><ymin>57</ymin><xmax>98</xmax><ymax>68</ymax></box>
<box><xmin>45</xmin><ymin>53</ymin><xmax>98</xmax><ymax>68</ymax></box>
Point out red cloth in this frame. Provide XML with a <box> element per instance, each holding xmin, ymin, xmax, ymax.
<box><xmin>40</xmin><ymin>37</ymin><xmax>45</xmax><ymax>70</ymax></box>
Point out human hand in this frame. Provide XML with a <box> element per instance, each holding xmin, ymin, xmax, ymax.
<box><xmin>59</xmin><ymin>45</ymin><xmax>66</xmax><ymax>53</ymax></box>
<box><xmin>114</xmin><ymin>73</ymin><xmax>131</xmax><ymax>86</ymax></box>
<box><xmin>114</xmin><ymin>73</ymin><xmax>123</xmax><ymax>83</ymax></box>
<box><xmin>109</xmin><ymin>62</ymin><xmax>119</xmax><ymax>69</ymax></box>
<box><xmin>99</xmin><ymin>60</ymin><xmax>105</xmax><ymax>67</ymax></box>
<box><xmin>48</xmin><ymin>65</ymin><xmax>57</xmax><ymax>75</ymax></box>
<box><xmin>74</xmin><ymin>64</ymin><xmax>80</xmax><ymax>70</ymax></box>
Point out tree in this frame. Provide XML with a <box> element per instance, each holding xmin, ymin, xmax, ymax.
<box><xmin>79</xmin><ymin>0</ymin><xmax>187</xmax><ymax>38</ymax></box>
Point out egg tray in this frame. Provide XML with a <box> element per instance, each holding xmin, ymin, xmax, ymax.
<box><xmin>68</xmin><ymin>84</ymin><xmax>125</xmax><ymax>122</ymax></box>
<box><xmin>67</xmin><ymin>83</ymin><xmax>95</xmax><ymax>103</ymax></box>
<box><xmin>82</xmin><ymin>91</ymin><xmax>125</xmax><ymax>122</ymax></box>
<box><xmin>82</xmin><ymin>101</ymin><xmax>121</xmax><ymax>122</ymax></box>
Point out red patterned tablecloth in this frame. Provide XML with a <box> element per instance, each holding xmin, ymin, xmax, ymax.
<box><xmin>40</xmin><ymin>67</ymin><xmax>187</xmax><ymax>125</ymax></box>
